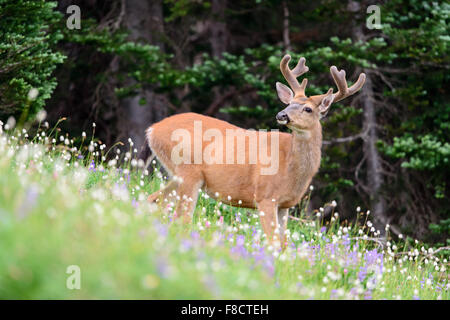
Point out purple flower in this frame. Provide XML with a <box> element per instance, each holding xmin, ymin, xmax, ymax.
<box><xmin>191</xmin><ymin>231</ymin><xmax>200</xmax><ymax>241</ymax></box>
<box><xmin>155</xmin><ymin>256</ymin><xmax>171</xmax><ymax>278</ymax></box>
<box><xmin>236</xmin><ymin>235</ymin><xmax>245</xmax><ymax>246</ymax></box>
<box><xmin>180</xmin><ymin>239</ymin><xmax>192</xmax><ymax>251</ymax></box>
<box><xmin>17</xmin><ymin>185</ymin><xmax>39</xmax><ymax>219</ymax></box>
<box><xmin>358</xmin><ymin>267</ymin><xmax>367</xmax><ymax>282</ymax></box>
<box><xmin>89</xmin><ymin>160</ymin><xmax>96</xmax><ymax>172</ymax></box>
<box><xmin>230</xmin><ymin>235</ymin><xmax>248</xmax><ymax>258</ymax></box>
<box><xmin>155</xmin><ymin>223</ymin><xmax>168</xmax><ymax>238</ymax></box>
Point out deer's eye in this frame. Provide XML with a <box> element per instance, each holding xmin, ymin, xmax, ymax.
<box><xmin>304</xmin><ymin>107</ymin><xmax>312</xmax><ymax>113</ymax></box>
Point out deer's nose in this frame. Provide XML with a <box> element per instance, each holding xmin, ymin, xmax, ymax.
<box><xmin>276</xmin><ymin>111</ymin><xmax>290</xmax><ymax>124</ymax></box>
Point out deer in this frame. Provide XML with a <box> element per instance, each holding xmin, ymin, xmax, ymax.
<box><xmin>145</xmin><ymin>54</ymin><xmax>365</xmax><ymax>247</ymax></box>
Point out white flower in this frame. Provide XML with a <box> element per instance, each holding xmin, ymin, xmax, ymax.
<box><xmin>5</xmin><ymin>116</ymin><xmax>16</xmax><ymax>130</ymax></box>
<box><xmin>36</xmin><ymin>109</ymin><xmax>47</xmax><ymax>122</ymax></box>
<box><xmin>27</xmin><ymin>88</ymin><xmax>39</xmax><ymax>100</ymax></box>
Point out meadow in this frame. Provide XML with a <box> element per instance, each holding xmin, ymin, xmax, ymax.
<box><xmin>0</xmin><ymin>119</ymin><xmax>448</xmax><ymax>300</ymax></box>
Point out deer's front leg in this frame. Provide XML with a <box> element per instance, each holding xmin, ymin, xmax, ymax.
<box><xmin>278</xmin><ymin>208</ymin><xmax>289</xmax><ymax>248</ymax></box>
<box><xmin>257</xmin><ymin>200</ymin><xmax>281</xmax><ymax>247</ymax></box>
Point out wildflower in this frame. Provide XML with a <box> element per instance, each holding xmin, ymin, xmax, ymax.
<box><xmin>27</xmin><ymin>88</ymin><xmax>39</xmax><ymax>100</ymax></box>
<box><xmin>36</xmin><ymin>109</ymin><xmax>47</xmax><ymax>122</ymax></box>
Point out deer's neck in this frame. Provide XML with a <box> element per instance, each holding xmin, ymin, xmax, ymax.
<box><xmin>288</xmin><ymin>123</ymin><xmax>322</xmax><ymax>179</ymax></box>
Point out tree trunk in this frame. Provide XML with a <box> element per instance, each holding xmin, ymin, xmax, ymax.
<box><xmin>282</xmin><ymin>1</ymin><xmax>291</xmax><ymax>52</ymax></box>
<box><xmin>360</xmin><ymin>69</ymin><xmax>387</xmax><ymax>231</ymax></box>
<box><xmin>210</xmin><ymin>0</ymin><xmax>227</xmax><ymax>58</ymax></box>
<box><xmin>350</xmin><ymin>1</ymin><xmax>388</xmax><ymax>232</ymax></box>
<box><xmin>120</xmin><ymin>0</ymin><xmax>167</xmax><ymax>152</ymax></box>
<box><xmin>208</xmin><ymin>0</ymin><xmax>229</xmax><ymax>119</ymax></box>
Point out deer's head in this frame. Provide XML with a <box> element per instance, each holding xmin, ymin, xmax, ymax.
<box><xmin>275</xmin><ymin>55</ymin><xmax>366</xmax><ymax>132</ymax></box>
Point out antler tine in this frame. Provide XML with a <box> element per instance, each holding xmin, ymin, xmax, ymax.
<box><xmin>280</xmin><ymin>55</ymin><xmax>309</xmax><ymax>97</ymax></box>
<box><xmin>330</xmin><ymin>66</ymin><xmax>366</xmax><ymax>102</ymax></box>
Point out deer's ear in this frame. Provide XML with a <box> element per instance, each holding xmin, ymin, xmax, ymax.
<box><xmin>276</xmin><ymin>82</ymin><xmax>293</xmax><ymax>104</ymax></box>
<box><xmin>318</xmin><ymin>89</ymin><xmax>334</xmax><ymax>119</ymax></box>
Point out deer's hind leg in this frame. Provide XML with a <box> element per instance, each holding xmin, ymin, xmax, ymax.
<box><xmin>172</xmin><ymin>170</ymin><xmax>204</xmax><ymax>223</ymax></box>
<box><xmin>147</xmin><ymin>179</ymin><xmax>179</xmax><ymax>204</ymax></box>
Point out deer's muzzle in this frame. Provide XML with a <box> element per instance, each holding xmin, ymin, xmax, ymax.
<box><xmin>276</xmin><ymin>111</ymin><xmax>290</xmax><ymax>125</ymax></box>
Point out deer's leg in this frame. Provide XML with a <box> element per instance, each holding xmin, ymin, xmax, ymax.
<box><xmin>173</xmin><ymin>172</ymin><xmax>203</xmax><ymax>224</ymax></box>
<box><xmin>147</xmin><ymin>180</ymin><xmax>179</xmax><ymax>204</ymax></box>
<box><xmin>278</xmin><ymin>208</ymin><xmax>289</xmax><ymax>248</ymax></box>
<box><xmin>257</xmin><ymin>200</ymin><xmax>280</xmax><ymax>247</ymax></box>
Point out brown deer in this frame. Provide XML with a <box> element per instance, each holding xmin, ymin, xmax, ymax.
<box><xmin>145</xmin><ymin>54</ymin><xmax>365</xmax><ymax>247</ymax></box>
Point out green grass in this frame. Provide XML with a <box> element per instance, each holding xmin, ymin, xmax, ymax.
<box><xmin>0</xmin><ymin>123</ymin><xmax>448</xmax><ymax>299</ymax></box>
